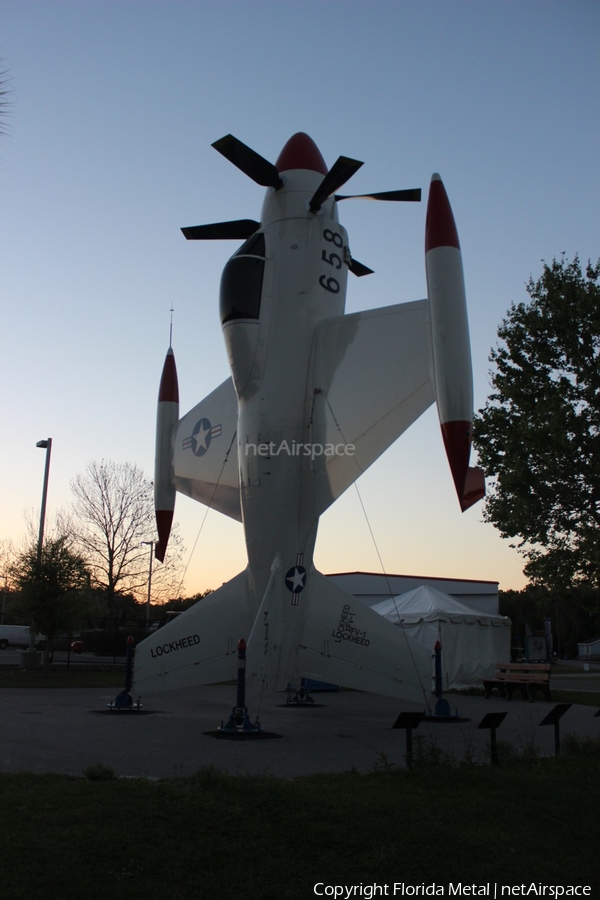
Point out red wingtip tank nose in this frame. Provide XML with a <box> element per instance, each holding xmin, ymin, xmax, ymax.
<box><xmin>425</xmin><ymin>173</ymin><xmax>460</xmax><ymax>253</ymax></box>
<box><xmin>275</xmin><ymin>133</ymin><xmax>328</xmax><ymax>175</ymax></box>
<box><xmin>157</xmin><ymin>346</ymin><xmax>179</xmax><ymax>404</ymax></box>
<box><xmin>155</xmin><ymin>509</ymin><xmax>174</xmax><ymax>563</ymax></box>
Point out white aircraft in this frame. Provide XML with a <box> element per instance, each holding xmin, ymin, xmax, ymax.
<box><xmin>134</xmin><ymin>133</ymin><xmax>484</xmax><ymax>703</ymax></box>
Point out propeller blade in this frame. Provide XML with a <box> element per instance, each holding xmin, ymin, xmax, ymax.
<box><xmin>309</xmin><ymin>156</ymin><xmax>364</xmax><ymax>212</ymax></box>
<box><xmin>348</xmin><ymin>258</ymin><xmax>375</xmax><ymax>277</ymax></box>
<box><xmin>212</xmin><ymin>134</ymin><xmax>283</xmax><ymax>188</ymax></box>
<box><xmin>181</xmin><ymin>220</ymin><xmax>260</xmax><ymax>241</ymax></box>
<box><xmin>335</xmin><ymin>188</ymin><xmax>421</xmax><ymax>202</ymax></box>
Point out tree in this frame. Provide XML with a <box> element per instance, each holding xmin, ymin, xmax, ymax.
<box><xmin>70</xmin><ymin>460</ymin><xmax>183</xmax><ymax>610</ymax></box>
<box><xmin>0</xmin><ymin>60</ymin><xmax>13</xmax><ymax>139</ymax></box>
<box><xmin>12</xmin><ymin>535</ymin><xmax>92</xmax><ymax>670</ymax></box>
<box><xmin>473</xmin><ymin>254</ymin><xmax>600</xmax><ymax>590</ymax></box>
<box><xmin>0</xmin><ymin>539</ymin><xmax>16</xmax><ymax>624</ymax></box>
<box><xmin>499</xmin><ymin>584</ymin><xmax>600</xmax><ymax>659</ymax></box>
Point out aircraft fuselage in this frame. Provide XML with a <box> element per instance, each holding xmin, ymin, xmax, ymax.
<box><xmin>138</xmin><ymin>132</ymin><xmax>484</xmax><ymax>701</ymax></box>
<box><xmin>227</xmin><ymin>171</ymin><xmax>348</xmax><ymax>609</ymax></box>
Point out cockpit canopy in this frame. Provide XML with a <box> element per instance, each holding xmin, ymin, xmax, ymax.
<box><xmin>219</xmin><ymin>232</ymin><xmax>266</xmax><ymax>326</ymax></box>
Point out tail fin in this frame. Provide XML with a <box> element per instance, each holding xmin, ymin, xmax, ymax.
<box><xmin>246</xmin><ymin>554</ymin><xmax>315</xmax><ymax>694</ymax></box>
<box><xmin>296</xmin><ymin>571</ymin><xmax>431</xmax><ymax>703</ymax></box>
<box><xmin>134</xmin><ymin>570</ymin><xmax>252</xmax><ymax>693</ymax></box>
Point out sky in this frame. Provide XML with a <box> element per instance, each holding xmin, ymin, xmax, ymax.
<box><xmin>1</xmin><ymin>0</ymin><xmax>599</xmax><ymax>597</ymax></box>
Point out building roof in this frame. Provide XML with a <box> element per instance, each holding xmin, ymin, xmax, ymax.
<box><xmin>326</xmin><ymin>570</ymin><xmax>499</xmax><ymax>586</ymax></box>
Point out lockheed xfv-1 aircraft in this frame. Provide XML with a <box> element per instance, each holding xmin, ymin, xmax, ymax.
<box><xmin>134</xmin><ymin>133</ymin><xmax>484</xmax><ymax>703</ymax></box>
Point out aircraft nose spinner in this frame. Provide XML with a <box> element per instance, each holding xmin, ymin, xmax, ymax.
<box><xmin>139</xmin><ymin>133</ymin><xmax>483</xmax><ymax>706</ymax></box>
<box><xmin>274</xmin><ymin>132</ymin><xmax>328</xmax><ymax>175</ymax></box>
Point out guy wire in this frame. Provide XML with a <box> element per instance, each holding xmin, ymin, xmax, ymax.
<box><xmin>175</xmin><ymin>429</ymin><xmax>237</xmax><ymax>598</ymax></box>
<box><xmin>321</xmin><ymin>392</ymin><xmax>429</xmax><ymax>705</ymax></box>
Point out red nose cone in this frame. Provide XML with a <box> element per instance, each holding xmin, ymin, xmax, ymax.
<box><xmin>425</xmin><ymin>174</ymin><xmax>460</xmax><ymax>252</ymax></box>
<box><xmin>158</xmin><ymin>347</ymin><xmax>179</xmax><ymax>404</ymax></box>
<box><xmin>155</xmin><ymin>509</ymin><xmax>174</xmax><ymax>563</ymax></box>
<box><xmin>276</xmin><ymin>133</ymin><xmax>328</xmax><ymax>175</ymax></box>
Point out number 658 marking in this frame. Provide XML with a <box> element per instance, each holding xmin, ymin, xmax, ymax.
<box><xmin>319</xmin><ymin>229</ymin><xmax>343</xmax><ymax>293</ymax></box>
<box><xmin>321</xmin><ymin>249</ymin><xmax>342</xmax><ymax>269</ymax></box>
<box><xmin>319</xmin><ymin>274</ymin><xmax>340</xmax><ymax>293</ymax></box>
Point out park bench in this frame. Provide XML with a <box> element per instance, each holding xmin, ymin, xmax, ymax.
<box><xmin>483</xmin><ymin>662</ymin><xmax>552</xmax><ymax>702</ymax></box>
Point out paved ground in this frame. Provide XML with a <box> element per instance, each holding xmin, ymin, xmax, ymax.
<box><xmin>2</xmin><ymin>678</ymin><xmax>599</xmax><ymax>779</ymax></box>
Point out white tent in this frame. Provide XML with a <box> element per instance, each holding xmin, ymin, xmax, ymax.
<box><xmin>372</xmin><ymin>585</ymin><xmax>511</xmax><ymax>690</ymax></box>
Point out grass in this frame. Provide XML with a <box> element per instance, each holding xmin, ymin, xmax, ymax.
<box><xmin>0</xmin><ymin>748</ymin><xmax>599</xmax><ymax>900</ymax></box>
<box><xmin>553</xmin><ymin>689</ymin><xmax>600</xmax><ymax>707</ymax></box>
<box><xmin>0</xmin><ymin>670</ymin><xmax>598</xmax><ymax>896</ymax></box>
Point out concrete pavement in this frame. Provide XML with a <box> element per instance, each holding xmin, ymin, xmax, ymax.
<box><xmin>1</xmin><ymin>681</ymin><xmax>599</xmax><ymax>779</ymax></box>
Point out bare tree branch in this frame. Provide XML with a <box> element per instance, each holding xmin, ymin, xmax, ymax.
<box><xmin>70</xmin><ymin>460</ymin><xmax>184</xmax><ymax>606</ymax></box>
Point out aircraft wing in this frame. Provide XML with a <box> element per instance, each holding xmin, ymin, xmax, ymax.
<box><xmin>295</xmin><ymin>571</ymin><xmax>431</xmax><ymax>703</ymax></box>
<box><xmin>173</xmin><ymin>376</ymin><xmax>241</xmax><ymax>521</ymax></box>
<box><xmin>308</xmin><ymin>299</ymin><xmax>434</xmax><ymax>516</ymax></box>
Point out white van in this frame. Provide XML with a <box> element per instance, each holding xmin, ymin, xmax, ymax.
<box><xmin>0</xmin><ymin>625</ymin><xmax>45</xmax><ymax>650</ymax></box>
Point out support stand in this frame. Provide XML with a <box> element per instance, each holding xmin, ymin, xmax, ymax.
<box><xmin>423</xmin><ymin>640</ymin><xmax>470</xmax><ymax>723</ymax></box>
<box><xmin>218</xmin><ymin>639</ymin><xmax>263</xmax><ymax>735</ymax></box>
<box><xmin>108</xmin><ymin>636</ymin><xmax>142</xmax><ymax>711</ymax></box>
<box><xmin>283</xmin><ymin>682</ymin><xmax>316</xmax><ymax>706</ymax></box>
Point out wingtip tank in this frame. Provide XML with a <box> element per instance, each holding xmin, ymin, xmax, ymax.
<box><xmin>425</xmin><ymin>174</ymin><xmax>485</xmax><ymax>512</ymax></box>
<box><xmin>155</xmin><ymin>347</ymin><xmax>179</xmax><ymax>562</ymax></box>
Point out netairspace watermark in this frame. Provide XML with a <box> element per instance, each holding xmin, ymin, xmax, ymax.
<box><xmin>246</xmin><ymin>440</ymin><xmax>355</xmax><ymax>461</ymax></box>
<box><xmin>312</xmin><ymin>886</ymin><xmax>593</xmax><ymax>899</ymax></box>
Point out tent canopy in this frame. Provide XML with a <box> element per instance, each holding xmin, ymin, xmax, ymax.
<box><xmin>372</xmin><ymin>585</ymin><xmax>511</xmax><ymax>689</ymax></box>
<box><xmin>372</xmin><ymin>585</ymin><xmax>510</xmax><ymax>627</ymax></box>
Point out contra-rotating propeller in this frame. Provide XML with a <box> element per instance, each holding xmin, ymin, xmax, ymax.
<box><xmin>335</xmin><ymin>188</ymin><xmax>421</xmax><ymax>203</ymax></box>
<box><xmin>181</xmin><ymin>219</ymin><xmax>260</xmax><ymax>241</ymax></box>
<box><xmin>308</xmin><ymin>156</ymin><xmax>364</xmax><ymax>212</ymax></box>
<box><xmin>211</xmin><ymin>134</ymin><xmax>283</xmax><ymax>189</ymax></box>
<box><xmin>181</xmin><ymin>134</ymin><xmax>421</xmax><ymax>276</ymax></box>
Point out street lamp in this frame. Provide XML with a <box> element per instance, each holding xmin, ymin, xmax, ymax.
<box><xmin>36</xmin><ymin>438</ymin><xmax>52</xmax><ymax>564</ymax></box>
<box><xmin>24</xmin><ymin>438</ymin><xmax>52</xmax><ymax>663</ymax></box>
<box><xmin>141</xmin><ymin>540</ymin><xmax>155</xmax><ymax>629</ymax></box>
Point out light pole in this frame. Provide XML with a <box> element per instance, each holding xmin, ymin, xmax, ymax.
<box><xmin>141</xmin><ymin>540</ymin><xmax>155</xmax><ymax>630</ymax></box>
<box><xmin>36</xmin><ymin>438</ymin><xmax>52</xmax><ymax>564</ymax></box>
<box><xmin>23</xmin><ymin>438</ymin><xmax>52</xmax><ymax>664</ymax></box>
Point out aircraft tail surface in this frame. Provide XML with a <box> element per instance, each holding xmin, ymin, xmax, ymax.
<box><xmin>134</xmin><ymin>566</ymin><xmax>432</xmax><ymax>706</ymax></box>
<box><xmin>295</xmin><ymin>571</ymin><xmax>432</xmax><ymax>703</ymax></box>
<box><xmin>134</xmin><ymin>569</ymin><xmax>252</xmax><ymax>694</ymax></box>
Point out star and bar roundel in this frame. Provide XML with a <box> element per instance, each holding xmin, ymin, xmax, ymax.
<box><xmin>285</xmin><ymin>553</ymin><xmax>306</xmax><ymax>606</ymax></box>
<box><xmin>183</xmin><ymin>418</ymin><xmax>222</xmax><ymax>457</ymax></box>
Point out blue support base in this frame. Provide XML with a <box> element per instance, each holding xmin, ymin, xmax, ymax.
<box><xmin>216</xmin><ymin>639</ymin><xmax>263</xmax><ymax>734</ymax></box>
<box><xmin>423</xmin><ymin>703</ymin><xmax>470</xmax><ymax>723</ymax></box>
<box><xmin>219</xmin><ymin>705</ymin><xmax>263</xmax><ymax>734</ymax></box>
<box><xmin>107</xmin><ymin>636</ymin><xmax>142</xmax><ymax>710</ymax></box>
<box><xmin>285</xmin><ymin>683</ymin><xmax>315</xmax><ymax>706</ymax></box>
<box><xmin>423</xmin><ymin>641</ymin><xmax>470</xmax><ymax>722</ymax></box>
<box><xmin>435</xmin><ymin>697</ymin><xmax>451</xmax><ymax>717</ymax></box>
<box><xmin>108</xmin><ymin>690</ymin><xmax>142</xmax><ymax>712</ymax></box>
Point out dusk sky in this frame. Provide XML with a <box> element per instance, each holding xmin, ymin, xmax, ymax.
<box><xmin>1</xmin><ymin>0</ymin><xmax>598</xmax><ymax>597</ymax></box>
